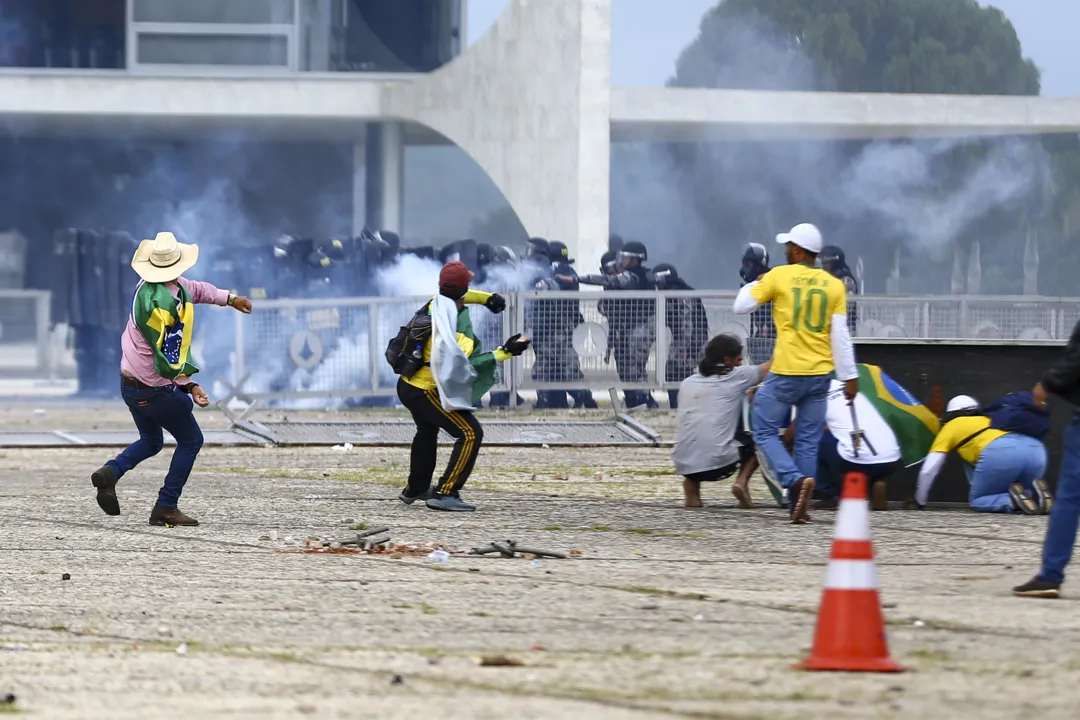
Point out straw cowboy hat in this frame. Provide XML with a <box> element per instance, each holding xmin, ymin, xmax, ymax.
<box><xmin>131</xmin><ymin>232</ymin><xmax>200</xmax><ymax>283</ymax></box>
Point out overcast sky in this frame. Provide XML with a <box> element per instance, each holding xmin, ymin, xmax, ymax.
<box><xmin>466</xmin><ymin>0</ymin><xmax>1080</xmax><ymax>96</ymax></box>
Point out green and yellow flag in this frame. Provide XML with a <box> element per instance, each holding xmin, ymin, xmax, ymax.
<box><xmin>857</xmin><ymin>363</ymin><xmax>940</xmax><ymax>466</ymax></box>
<box><xmin>132</xmin><ymin>281</ymin><xmax>198</xmax><ymax>380</ymax></box>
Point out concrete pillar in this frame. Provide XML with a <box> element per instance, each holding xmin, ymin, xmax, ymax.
<box><xmin>384</xmin><ymin>0</ymin><xmax>613</xmax><ymax>273</ymax></box>
<box><xmin>885</xmin><ymin>248</ymin><xmax>901</xmax><ymax>295</ymax></box>
<box><xmin>966</xmin><ymin>241</ymin><xmax>981</xmax><ymax>295</ymax></box>
<box><xmin>950</xmin><ymin>246</ymin><xmax>965</xmax><ymax>295</ymax></box>
<box><xmin>1023</xmin><ymin>231</ymin><xmax>1039</xmax><ymax>296</ymax></box>
<box><xmin>351</xmin><ymin>140</ymin><xmax>365</xmax><ymax>237</ymax></box>
<box><xmin>363</xmin><ymin>122</ymin><xmax>404</xmax><ymax>233</ymax></box>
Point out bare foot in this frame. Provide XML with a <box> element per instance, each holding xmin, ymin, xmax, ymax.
<box><xmin>731</xmin><ymin>484</ymin><xmax>754</xmax><ymax>509</ymax></box>
<box><xmin>683</xmin><ymin>478</ymin><xmax>703</xmax><ymax>508</ymax></box>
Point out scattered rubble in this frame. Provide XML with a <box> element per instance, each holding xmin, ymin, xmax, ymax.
<box><xmin>478</xmin><ymin>655</ymin><xmax>524</xmax><ymax>667</ymax></box>
<box><xmin>470</xmin><ymin>540</ymin><xmax>569</xmax><ymax>560</ymax></box>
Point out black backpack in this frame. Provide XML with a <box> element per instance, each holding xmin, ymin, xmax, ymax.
<box><xmin>385</xmin><ymin>304</ymin><xmax>433</xmax><ymax>379</ymax></box>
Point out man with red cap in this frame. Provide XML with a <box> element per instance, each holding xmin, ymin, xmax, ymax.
<box><xmin>395</xmin><ymin>261</ymin><xmax>530</xmax><ymax>511</ymax></box>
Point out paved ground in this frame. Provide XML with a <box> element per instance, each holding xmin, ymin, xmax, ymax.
<box><xmin>1</xmin><ymin>402</ymin><xmax>1078</xmax><ymax>719</ymax></box>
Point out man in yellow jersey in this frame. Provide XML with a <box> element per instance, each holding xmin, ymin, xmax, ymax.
<box><xmin>396</xmin><ymin>262</ymin><xmax>530</xmax><ymax>512</ymax></box>
<box><xmin>915</xmin><ymin>395</ymin><xmax>1049</xmax><ymax>513</ymax></box>
<box><xmin>733</xmin><ymin>223</ymin><xmax>858</xmax><ymax>523</ymax></box>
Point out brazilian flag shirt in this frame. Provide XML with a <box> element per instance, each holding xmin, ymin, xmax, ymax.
<box><xmin>131</xmin><ymin>279</ymin><xmax>199</xmax><ymax>380</ymax></box>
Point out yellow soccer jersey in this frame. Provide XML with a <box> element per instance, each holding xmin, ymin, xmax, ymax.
<box><xmin>750</xmin><ymin>263</ymin><xmax>847</xmax><ymax>375</ymax></box>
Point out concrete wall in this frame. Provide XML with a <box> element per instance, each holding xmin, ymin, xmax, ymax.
<box><xmin>856</xmin><ymin>341</ymin><xmax>1070</xmax><ymax>504</ymax></box>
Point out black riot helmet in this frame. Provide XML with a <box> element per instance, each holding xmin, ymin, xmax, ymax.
<box><xmin>819</xmin><ymin>244</ymin><xmax>846</xmax><ymax>274</ymax></box>
<box><xmin>548</xmin><ymin>241</ymin><xmax>573</xmax><ymax>264</ymax></box>
<box><xmin>377</xmin><ymin>230</ymin><xmax>401</xmax><ymax>253</ymax></box>
<box><xmin>476</xmin><ymin>243</ymin><xmax>495</xmax><ymax>268</ymax></box>
<box><xmin>617</xmin><ymin>240</ymin><xmax>647</xmax><ymax>269</ymax></box>
<box><xmin>740</xmin><ymin>242</ymin><xmax>769</xmax><ymax>282</ymax></box>
<box><xmin>493</xmin><ymin>245</ymin><xmax>517</xmax><ymax>265</ymax></box>
<box><xmin>609</xmin><ymin>233</ymin><xmax>625</xmax><ymax>253</ymax></box>
<box><xmin>525</xmin><ymin>237</ymin><xmax>549</xmax><ymax>261</ymax></box>
<box><xmin>600</xmin><ymin>250</ymin><xmax>618</xmax><ymax>275</ymax></box>
<box><xmin>652</xmin><ymin>262</ymin><xmax>678</xmax><ymax>289</ymax></box>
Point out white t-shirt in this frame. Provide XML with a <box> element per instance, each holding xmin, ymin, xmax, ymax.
<box><xmin>825</xmin><ymin>379</ymin><xmax>901</xmax><ymax>465</ymax></box>
<box><xmin>672</xmin><ymin>365</ymin><xmax>762</xmax><ymax>475</ymax></box>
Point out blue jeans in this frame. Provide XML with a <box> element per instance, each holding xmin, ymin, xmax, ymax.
<box><xmin>816</xmin><ymin>428</ymin><xmax>898</xmax><ymax>498</ymax></box>
<box><xmin>752</xmin><ymin>373</ymin><xmax>831</xmax><ymax>488</ymax></box>
<box><xmin>969</xmin><ymin>434</ymin><xmax>1046</xmax><ymax>513</ymax></box>
<box><xmin>106</xmin><ymin>381</ymin><xmax>205</xmax><ymax>509</ymax></box>
<box><xmin>1040</xmin><ymin>414</ymin><xmax>1080</xmax><ymax>583</ymax></box>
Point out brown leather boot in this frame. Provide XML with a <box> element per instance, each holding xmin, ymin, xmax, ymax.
<box><xmin>149</xmin><ymin>505</ymin><xmax>199</xmax><ymax>527</ymax></box>
<box><xmin>91</xmin><ymin>466</ymin><xmax>120</xmax><ymax>516</ymax></box>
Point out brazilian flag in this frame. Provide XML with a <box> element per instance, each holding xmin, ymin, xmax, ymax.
<box><xmin>133</xmin><ymin>280</ymin><xmax>199</xmax><ymax>380</ymax></box>
<box><xmin>857</xmin><ymin>363</ymin><xmax>940</xmax><ymax>466</ymax></box>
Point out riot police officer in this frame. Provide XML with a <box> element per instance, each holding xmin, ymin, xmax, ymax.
<box><xmin>532</xmin><ymin>241</ymin><xmax>597</xmax><ymax>409</ymax></box>
<box><xmin>739</xmin><ymin>242</ymin><xmax>775</xmax><ymax>365</ymax></box>
<box><xmin>820</xmin><ymin>244</ymin><xmax>859</xmax><ymax>334</ymax></box>
<box><xmin>654</xmin><ymin>263</ymin><xmax>709</xmax><ymax>410</ymax></box>
<box><xmin>580</xmin><ymin>240</ymin><xmax>658</xmax><ymax>409</ymax></box>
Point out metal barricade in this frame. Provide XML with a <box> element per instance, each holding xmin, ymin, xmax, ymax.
<box><xmin>229</xmin><ymin>294</ymin><xmax>514</xmax><ymax>406</ymax></box>
<box><xmin>0</xmin><ymin>290</ymin><xmax>53</xmax><ymax>380</ymax></box>
<box><xmin>224</xmin><ymin>291</ymin><xmax>1080</xmax><ymax>403</ymax></box>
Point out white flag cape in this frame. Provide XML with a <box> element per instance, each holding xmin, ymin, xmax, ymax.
<box><xmin>429</xmin><ymin>294</ymin><xmax>477</xmax><ymax>411</ymax></box>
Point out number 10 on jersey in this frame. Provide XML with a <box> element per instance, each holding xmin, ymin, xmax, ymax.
<box><xmin>791</xmin><ymin>287</ymin><xmax>828</xmax><ymax>332</ymax></box>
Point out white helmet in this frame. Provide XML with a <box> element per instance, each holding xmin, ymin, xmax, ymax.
<box><xmin>946</xmin><ymin>395</ymin><xmax>979</xmax><ymax>413</ymax></box>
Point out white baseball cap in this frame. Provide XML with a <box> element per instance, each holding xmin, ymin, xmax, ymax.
<box><xmin>946</xmin><ymin>395</ymin><xmax>979</xmax><ymax>413</ymax></box>
<box><xmin>776</xmin><ymin>223</ymin><xmax>823</xmax><ymax>254</ymax></box>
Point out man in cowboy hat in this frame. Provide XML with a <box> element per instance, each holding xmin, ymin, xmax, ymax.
<box><xmin>90</xmin><ymin>232</ymin><xmax>252</xmax><ymax>527</ymax></box>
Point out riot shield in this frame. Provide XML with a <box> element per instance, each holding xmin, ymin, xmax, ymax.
<box><xmin>50</xmin><ymin>229</ymin><xmax>77</xmax><ymax>326</ymax></box>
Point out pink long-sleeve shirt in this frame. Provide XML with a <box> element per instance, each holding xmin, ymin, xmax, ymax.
<box><xmin>120</xmin><ymin>276</ymin><xmax>230</xmax><ymax>387</ymax></box>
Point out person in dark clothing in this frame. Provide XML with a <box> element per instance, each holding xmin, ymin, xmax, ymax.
<box><xmin>739</xmin><ymin>243</ymin><xmax>775</xmax><ymax>364</ymax></box>
<box><xmin>654</xmin><ymin>263</ymin><xmax>710</xmax><ymax>410</ymax></box>
<box><xmin>580</xmin><ymin>240</ymin><xmax>658</xmax><ymax>409</ymax></box>
<box><xmin>395</xmin><ymin>262</ymin><xmax>528</xmax><ymax>512</ymax></box>
<box><xmin>820</xmin><ymin>245</ymin><xmax>859</xmax><ymax>334</ymax></box>
<box><xmin>1013</xmin><ymin>323</ymin><xmax>1080</xmax><ymax>598</ymax></box>
<box><xmin>537</xmin><ymin>241</ymin><xmax>597</xmax><ymax>409</ymax></box>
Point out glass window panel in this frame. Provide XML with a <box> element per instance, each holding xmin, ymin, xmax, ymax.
<box><xmin>137</xmin><ymin>33</ymin><xmax>289</xmax><ymax>66</ymax></box>
<box><xmin>133</xmin><ymin>0</ymin><xmax>294</xmax><ymax>25</ymax></box>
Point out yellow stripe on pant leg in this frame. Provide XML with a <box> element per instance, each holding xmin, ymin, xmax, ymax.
<box><xmin>424</xmin><ymin>390</ymin><xmax>476</xmax><ymax>495</ymax></box>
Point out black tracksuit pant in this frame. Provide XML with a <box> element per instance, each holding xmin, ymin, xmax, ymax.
<box><xmin>397</xmin><ymin>378</ymin><xmax>484</xmax><ymax>497</ymax></box>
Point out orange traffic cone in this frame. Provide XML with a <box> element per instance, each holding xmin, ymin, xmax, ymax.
<box><xmin>795</xmin><ymin>471</ymin><xmax>905</xmax><ymax>673</ymax></box>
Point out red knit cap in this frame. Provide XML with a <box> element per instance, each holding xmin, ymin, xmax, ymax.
<box><xmin>439</xmin><ymin>261</ymin><xmax>474</xmax><ymax>298</ymax></box>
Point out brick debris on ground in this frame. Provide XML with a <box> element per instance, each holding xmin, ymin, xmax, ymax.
<box><xmin>0</xmin><ymin>403</ymin><xmax>1077</xmax><ymax>719</ymax></box>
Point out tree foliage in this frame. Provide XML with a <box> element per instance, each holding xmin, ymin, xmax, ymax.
<box><xmin>661</xmin><ymin>0</ymin><xmax>1079</xmax><ymax>294</ymax></box>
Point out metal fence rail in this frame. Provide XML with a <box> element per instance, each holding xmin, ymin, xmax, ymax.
<box><xmin>0</xmin><ymin>290</ymin><xmax>53</xmax><ymax>379</ymax></box>
<box><xmin>215</xmin><ymin>292</ymin><xmax>1079</xmax><ymax>404</ymax></box>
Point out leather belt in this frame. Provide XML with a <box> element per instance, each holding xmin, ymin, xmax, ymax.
<box><xmin>120</xmin><ymin>374</ymin><xmax>156</xmax><ymax>390</ymax></box>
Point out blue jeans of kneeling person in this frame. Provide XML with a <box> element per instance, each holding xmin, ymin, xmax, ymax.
<box><xmin>752</xmin><ymin>373</ymin><xmax>831</xmax><ymax>488</ymax></box>
<box><xmin>106</xmin><ymin>383</ymin><xmax>204</xmax><ymax>509</ymax></box>
<box><xmin>967</xmin><ymin>434</ymin><xmax>1046</xmax><ymax>513</ymax></box>
<box><xmin>1039</xmin><ymin>414</ymin><xmax>1080</xmax><ymax>583</ymax></box>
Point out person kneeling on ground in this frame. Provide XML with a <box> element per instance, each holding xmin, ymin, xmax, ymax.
<box><xmin>396</xmin><ymin>261</ymin><xmax>530</xmax><ymax>512</ymax></box>
<box><xmin>915</xmin><ymin>395</ymin><xmax>1051</xmax><ymax>514</ymax></box>
<box><xmin>90</xmin><ymin>232</ymin><xmax>253</xmax><ymax>527</ymax></box>
<box><xmin>811</xmin><ymin>363</ymin><xmax>939</xmax><ymax>511</ymax></box>
<box><xmin>671</xmin><ymin>334</ymin><xmax>771</xmax><ymax>509</ymax></box>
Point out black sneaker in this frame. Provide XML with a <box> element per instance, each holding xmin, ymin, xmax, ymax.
<box><xmin>91</xmin><ymin>466</ymin><xmax>120</xmax><ymax>516</ymax></box>
<box><xmin>1009</xmin><ymin>483</ymin><xmax>1039</xmax><ymax>515</ymax></box>
<box><xmin>426</xmin><ymin>493</ymin><xmax>477</xmax><ymax>512</ymax></box>
<box><xmin>1032</xmin><ymin>479</ymin><xmax>1054</xmax><ymax>515</ymax></box>
<box><xmin>810</xmin><ymin>496</ymin><xmax>839</xmax><ymax>510</ymax></box>
<box><xmin>788</xmin><ymin>477</ymin><xmax>815</xmax><ymax>524</ymax></box>
<box><xmin>398</xmin><ymin>488</ymin><xmax>430</xmax><ymax>506</ymax></box>
<box><xmin>1012</xmin><ymin>577</ymin><xmax>1061</xmax><ymax>598</ymax></box>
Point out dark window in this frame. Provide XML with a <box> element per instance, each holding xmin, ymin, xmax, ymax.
<box><xmin>0</xmin><ymin>0</ymin><xmax>125</xmax><ymax>69</ymax></box>
<box><xmin>132</xmin><ymin>0</ymin><xmax>294</xmax><ymax>25</ymax></box>
<box><xmin>137</xmin><ymin>34</ymin><xmax>289</xmax><ymax>67</ymax></box>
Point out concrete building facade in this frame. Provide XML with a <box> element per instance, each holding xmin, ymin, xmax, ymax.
<box><xmin>1</xmin><ymin>0</ymin><xmax>1079</xmax><ymax>271</ymax></box>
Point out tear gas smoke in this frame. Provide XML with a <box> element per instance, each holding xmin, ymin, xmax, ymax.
<box><xmin>611</xmin><ymin>11</ymin><xmax>1052</xmax><ymax>293</ymax></box>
